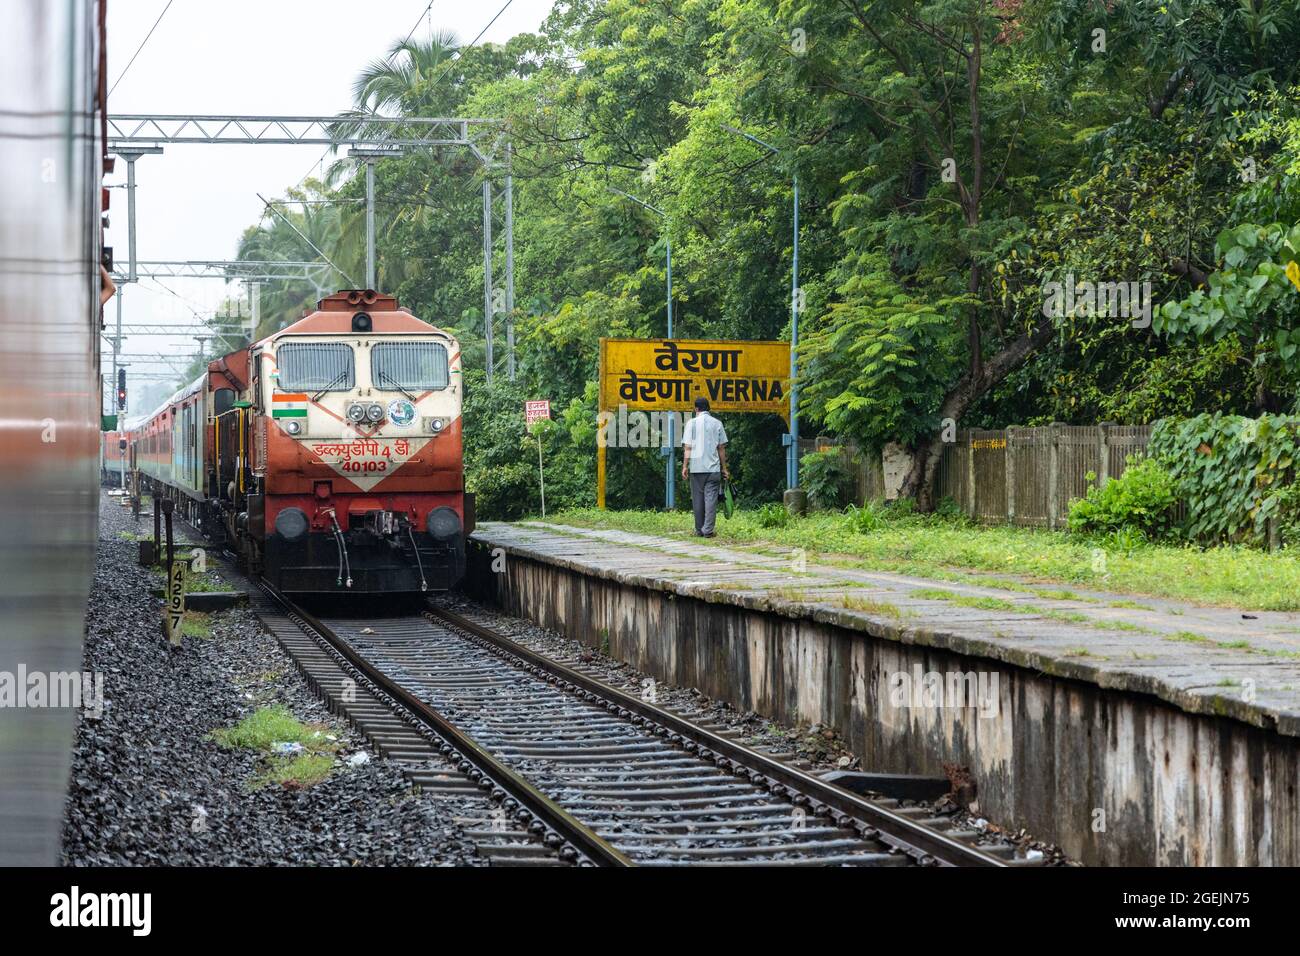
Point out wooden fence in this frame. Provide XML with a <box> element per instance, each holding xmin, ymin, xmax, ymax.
<box><xmin>802</xmin><ymin>423</ymin><xmax>1153</xmax><ymax>527</ymax></box>
<box><xmin>935</xmin><ymin>424</ymin><xmax>1152</xmax><ymax>527</ymax></box>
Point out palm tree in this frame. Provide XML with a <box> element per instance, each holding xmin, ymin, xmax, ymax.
<box><xmin>236</xmin><ymin>180</ymin><xmax>350</xmax><ymax>334</ymax></box>
<box><xmin>327</xmin><ymin>30</ymin><xmax>463</xmax><ymax>147</ymax></box>
<box><xmin>323</xmin><ymin>31</ymin><xmax>472</xmax><ymax>294</ymax></box>
<box><xmin>351</xmin><ymin>30</ymin><xmax>462</xmax><ymax>117</ymax></box>
<box><xmin>242</xmin><ymin>32</ymin><xmax>472</xmax><ymax>301</ymax></box>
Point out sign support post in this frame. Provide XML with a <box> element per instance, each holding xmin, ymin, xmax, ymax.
<box><xmin>524</xmin><ymin>400</ymin><xmax>551</xmax><ymax>518</ymax></box>
<box><xmin>597</xmin><ymin>438</ymin><xmax>606</xmax><ymax>510</ymax></box>
<box><xmin>598</xmin><ymin>341</ymin><xmax>607</xmax><ymax>509</ymax></box>
<box><xmin>664</xmin><ymin>229</ymin><xmax>674</xmax><ymax>510</ymax></box>
<box><xmin>537</xmin><ymin>431</ymin><xmax>546</xmax><ymax>519</ymax></box>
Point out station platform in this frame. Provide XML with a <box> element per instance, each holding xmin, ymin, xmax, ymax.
<box><xmin>472</xmin><ymin>521</ymin><xmax>1300</xmax><ymax>737</ymax></box>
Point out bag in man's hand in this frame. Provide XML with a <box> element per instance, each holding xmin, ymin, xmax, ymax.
<box><xmin>721</xmin><ymin>480</ymin><xmax>735</xmax><ymax>520</ymax></box>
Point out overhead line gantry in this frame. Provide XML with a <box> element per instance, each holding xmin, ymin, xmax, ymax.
<box><xmin>106</xmin><ymin>114</ymin><xmax>517</xmax><ymax>381</ymax></box>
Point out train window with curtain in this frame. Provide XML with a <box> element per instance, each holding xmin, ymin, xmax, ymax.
<box><xmin>276</xmin><ymin>343</ymin><xmax>355</xmax><ymax>392</ymax></box>
<box><xmin>371</xmin><ymin>342</ymin><xmax>449</xmax><ymax>391</ymax></box>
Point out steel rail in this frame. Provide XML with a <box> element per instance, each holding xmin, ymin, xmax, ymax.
<box><xmin>425</xmin><ymin>605</ymin><xmax>1007</xmax><ymax>868</ymax></box>
<box><xmin>257</xmin><ymin>583</ymin><xmax>632</xmax><ymax>867</ymax></box>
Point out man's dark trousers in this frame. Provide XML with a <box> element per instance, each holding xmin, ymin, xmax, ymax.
<box><xmin>690</xmin><ymin>470</ymin><xmax>721</xmax><ymax>535</ymax></box>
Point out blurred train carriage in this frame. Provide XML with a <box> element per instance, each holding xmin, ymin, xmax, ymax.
<box><xmin>0</xmin><ymin>0</ymin><xmax>110</xmax><ymax>865</ymax></box>
<box><xmin>127</xmin><ymin>290</ymin><xmax>471</xmax><ymax>594</ymax></box>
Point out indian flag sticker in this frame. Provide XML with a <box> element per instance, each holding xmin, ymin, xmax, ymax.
<box><xmin>272</xmin><ymin>393</ymin><xmax>308</xmax><ymax>418</ymax></box>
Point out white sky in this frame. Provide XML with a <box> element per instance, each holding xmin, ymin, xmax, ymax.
<box><xmin>104</xmin><ymin>0</ymin><xmax>553</xmax><ymax>402</ymax></box>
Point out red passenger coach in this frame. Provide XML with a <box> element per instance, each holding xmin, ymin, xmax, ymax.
<box><xmin>100</xmin><ymin>430</ymin><xmax>129</xmax><ymax>485</ymax></box>
<box><xmin>131</xmin><ymin>290</ymin><xmax>470</xmax><ymax>594</ymax></box>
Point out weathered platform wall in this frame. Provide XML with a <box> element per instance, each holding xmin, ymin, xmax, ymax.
<box><xmin>467</xmin><ymin>542</ymin><xmax>1300</xmax><ymax>866</ymax></box>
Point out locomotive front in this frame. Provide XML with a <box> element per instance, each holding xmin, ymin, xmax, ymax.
<box><xmin>250</xmin><ymin>291</ymin><xmax>466</xmax><ymax>594</ymax></box>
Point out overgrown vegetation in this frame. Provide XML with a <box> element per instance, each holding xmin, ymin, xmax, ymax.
<box><xmin>211</xmin><ymin>705</ymin><xmax>313</xmax><ymax>750</ymax></box>
<box><xmin>180</xmin><ymin>613</ymin><xmax>213</xmax><ymax>640</ymax></box>
<box><xmin>800</xmin><ymin>448</ymin><xmax>857</xmax><ymax>511</ymax></box>
<box><xmin>201</xmin><ymin>1</ymin><xmax>1300</xmax><ymax>518</ymax></box>
<box><xmin>1067</xmin><ymin>456</ymin><xmax>1178</xmax><ymax>541</ymax></box>
<box><xmin>756</xmin><ymin>501</ymin><xmax>790</xmax><ymax>529</ymax></box>
<box><xmin>1149</xmin><ymin>413</ymin><xmax>1300</xmax><ymax>544</ymax></box>
<box><xmin>210</xmin><ymin>705</ymin><xmax>340</xmax><ymax>789</ymax></box>
<box><xmin>148</xmin><ymin>564</ymin><xmax>227</xmax><ymax>594</ymax></box>
<box><xmin>254</xmin><ymin>754</ymin><xmax>334</xmax><ymax>790</ymax></box>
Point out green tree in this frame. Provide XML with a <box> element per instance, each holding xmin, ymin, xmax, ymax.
<box><xmin>226</xmin><ymin>0</ymin><xmax>1300</xmax><ymax>518</ymax></box>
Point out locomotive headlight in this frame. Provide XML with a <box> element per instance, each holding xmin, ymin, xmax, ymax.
<box><xmin>427</xmin><ymin>417</ymin><xmax>446</xmax><ymax>434</ymax></box>
<box><xmin>426</xmin><ymin>506</ymin><xmax>462</xmax><ymax>540</ymax></box>
<box><xmin>346</xmin><ymin>403</ymin><xmax>367</xmax><ymax>423</ymax></box>
<box><xmin>366</xmin><ymin>402</ymin><xmax>384</xmax><ymax>423</ymax></box>
<box><xmin>274</xmin><ymin>507</ymin><xmax>309</xmax><ymax>542</ymax></box>
<box><xmin>286</xmin><ymin>420</ymin><xmax>303</xmax><ymax>436</ymax></box>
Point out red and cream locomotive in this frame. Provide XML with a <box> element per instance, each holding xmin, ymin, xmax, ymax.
<box><xmin>127</xmin><ymin>290</ymin><xmax>470</xmax><ymax>593</ymax></box>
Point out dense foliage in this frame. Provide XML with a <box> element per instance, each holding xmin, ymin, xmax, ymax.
<box><xmin>1149</xmin><ymin>413</ymin><xmax>1300</xmax><ymax>544</ymax></box>
<box><xmin>1157</xmin><ymin>223</ymin><xmax>1300</xmax><ymax>409</ymax></box>
<box><xmin>1066</xmin><ymin>456</ymin><xmax>1178</xmax><ymax>541</ymax></box>
<box><xmin>799</xmin><ymin>448</ymin><xmax>857</xmax><ymax>511</ymax></box>
<box><xmin>212</xmin><ymin>0</ymin><xmax>1300</xmax><ymax>519</ymax></box>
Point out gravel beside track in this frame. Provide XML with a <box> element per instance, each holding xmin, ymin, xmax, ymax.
<box><xmin>60</xmin><ymin>493</ymin><xmax>484</xmax><ymax>866</ymax></box>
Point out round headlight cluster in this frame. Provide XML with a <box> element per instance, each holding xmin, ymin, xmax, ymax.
<box><xmin>286</xmin><ymin>420</ymin><xmax>303</xmax><ymax>436</ymax></box>
<box><xmin>426</xmin><ymin>506</ymin><xmax>462</xmax><ymax>540</ymax></box>
<box><xmin>274</xmin><ymin>507</ymin><xmax>309</xmax><ymax>541</ymax></box>
<box><xmin>346</xmin><ymin>403</ymin><xmax>366</xmax><ymax>423</ymax></box>
<box><xmin>428</xmin><ymin>417</ymin><xmax>445</xmax><ymax>433</ymax></box>
<box><xmin>366</xmin><ymin>403</ymin><xmax>384</xmax><ymax>423</ymax></box>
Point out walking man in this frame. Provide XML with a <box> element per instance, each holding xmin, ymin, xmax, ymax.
<box><xmin>681</xmin><ymin>397</ymin><xmax>729</xmax><ymax>537</ymax></box>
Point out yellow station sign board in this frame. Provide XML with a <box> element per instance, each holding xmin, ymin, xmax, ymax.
<box><xmin>599</xmin><ymin>338</ymin><xmax>790</xmax><ymax>417</ymax></box>
<box><xmin>596</xmin><ymin>338</ymin><xmax>791</xmax><ymax>509</ymax></box>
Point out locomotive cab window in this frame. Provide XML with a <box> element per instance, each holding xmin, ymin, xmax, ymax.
<box><xmin>276</xmin><ymin>342</ymin><xmax>355</xmax><ymax>392</ymax></box>
<box><xmin>371</xmin><ymin>342</ymin><xmax>449</xmax><ymax>391</ymax></box>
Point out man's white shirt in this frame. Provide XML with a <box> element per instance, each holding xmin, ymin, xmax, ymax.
<box><xmin>683</xmin><ymin>412</ymin><xmax>728</xmax><ymax>473</ymax></box>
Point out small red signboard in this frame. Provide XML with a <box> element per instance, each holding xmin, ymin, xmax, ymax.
<box><xmin>525</xmin><ymin>400</ymin><xmax>551</xmax><ymax>426</ymax></box>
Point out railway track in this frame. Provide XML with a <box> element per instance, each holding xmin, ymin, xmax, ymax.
<box><xmin>254</xmin><ymin>581</ymin><xmax>1012</xmax><ymax>867</ymax></box>
<box><xmin>250</xmin><ymin>585</ymin><xmax>581</xmax><ymax>866</ymax></box>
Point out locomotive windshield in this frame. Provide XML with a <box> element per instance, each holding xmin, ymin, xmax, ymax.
<box><xmin>276</xmin><ymin>342</ymin><xmax>355</xmax><ymax>391</ymax></box>
<box><xmin>372</xmin><ymin>342</ymin><xmax>449</xmax><ymax>391</ymax></box>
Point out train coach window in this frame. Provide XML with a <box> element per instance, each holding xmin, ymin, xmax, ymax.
<box><xmin>276</xmin><ymin>343</ymin><xmax>355</xmax><ymax>392</ymax></box>
<box><xmin>371</xmin><ymin>342</ymin><xmax>449</xmax><ymax>391</ymax></box>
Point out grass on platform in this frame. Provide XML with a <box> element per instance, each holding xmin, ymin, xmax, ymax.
<box><xmin>547</xmin><ymin>507</ymin><xmax>1300</xmax><ymax>611</ymax></box>
<box><xmin>840</xmin><ymin>595</ymin><xmax>903</xmax><ymax>617</ymax></box>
